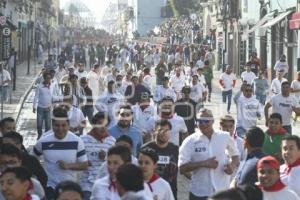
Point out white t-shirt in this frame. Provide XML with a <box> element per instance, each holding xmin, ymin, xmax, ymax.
<box><xmin>91</xmin><ymin>175</ymin><xmax>153</xmax><ymax>200</ymax></box>
<box><xmin>145</xmin><ymin>115</ymin><xmax>188</xmax><ymax>146</ymax></box>
<box><xmin>178</xmin><ymin>131</ymin><xmax>240</xmax><ymax>197</ymax></box>
<box><xmin>0</xmin><ymin>69</ymin><xmax>11</xmax><ymax>86</ymax></box>
<box><xmin>262</xmin><ymin>186</ymin><xmax>300</xmax><ymax>200</ymax></box>
<box><xmin>68</xmin><ymin>106</ymin><xmax>86</xmax><ymax>131</ymax></box>
<box><xmin>269</xmin><ymin>94</ymin><xmax>299</xmax><ymax>126</ymax></box>
<box><xmin>236</xmin><ymin>96</ymin><xmax>263</xmax><ymax>130</ymax></box>
<box><xmin>169</xmin><ymin>75</ymin><xmax>185</xmax><ymax>93</ymax></box>
<box><xmin>87</xmin><ymin>70</ymin><xmax>100</xmax><ymax>99</ymax></box>
<box><xmin>33</xmin><ymin>131</ymin><xmax>88</xmax><ymax>188</ymax></box>
<box><xmin>280</xmin><ymin>164</ymin><xmax>300</xmax><ymax>197</ymax></box>
<box><xmin>95</xmin><ymin>91</ymin><xmax>125</xmax><ymax>127</ymax></box>
<box><xmin>79</xmin><ymin>134</ymin><xmax>115</xmax><ymax>192</ymax></box>
<box><xmin>143</xmin><ymin>74</ymin><xmax>152</xmax><ymax>91</ymax></box>
<box><xmin>196</xmin><ymin>60</ymin><xmax>204</xmax><ymax>68</ymax></box>
<box><xmin>241</xmin><ymin>71</ymin><xmax>256</xmax><ymax>84</ymax></box>
<box><xmin>291</xmin><ymin>80</ymin><xmax>300</xmax><ymax>100</ymax></box>
<box><xmin>271</xmin><ymin>78</ymin><xmax>288</xmax><ymax>95</ymax></box>
<box><xmin>132</xmin><ymin>104</ymin><xmax>156</xmax><ymax>133</ymax></box>
<box><xmin>220</xmin><ymin>73</ymin><xmax>236</xmax><ymax>91</ymax></box>
<box><xmin>190</xmin><ymin>83</ymin><xmax>206</xmax><ymax>102</ymax></box>
<box><xmin>148</xmin><ymin>177</ymin><xmax>175</xmax><ymax>200</ymax></box>
<box><xmin>75</xmin><ymin>70</ymin><xmax>88</xmax><ymax>80</ymax></box>
<box><xmin>154</xmin><ymin>86</ymin><xmax>177</xmax><ymax>103</ymax></box>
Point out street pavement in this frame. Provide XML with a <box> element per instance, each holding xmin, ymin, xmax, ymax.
<box><xmin>1</xmin><ymin>58</ymin><xmax>43</xmax><ymax>121</ymax></box>
<box><xmin>15</xmin><ymin>67</ymin><xmax>300</xmax><ymax>200</ymax></box>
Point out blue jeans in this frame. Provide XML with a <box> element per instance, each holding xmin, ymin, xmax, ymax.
<box><xmin>37</xmin><ymin>107</ymin><xmax>51</xmax><ymax>138</ymax></box>
<box><xmin>0</xmin><ymin>86</ymin><xmax>9</xmax><ymax>101</ymax></box>
<box><xmin>222</xmin><ymin>89</ymin><xmax>232</xmax><ymax>112</ymax></box>
<box><xmin>255</xmin><ymin>94</ymin><xmax>266</xmax><ymax>105</ymax></box>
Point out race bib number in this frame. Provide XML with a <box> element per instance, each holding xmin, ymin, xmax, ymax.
<box><xmin>158</xmin><ymin>155</ymin><xmax>170</xmax><ymax>165</ymax></box>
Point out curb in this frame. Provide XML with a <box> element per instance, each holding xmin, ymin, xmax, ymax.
<box><xmin>15</xmin><ymin>66</ymin><xmax>42</xmax><ymax>123</ymax></box>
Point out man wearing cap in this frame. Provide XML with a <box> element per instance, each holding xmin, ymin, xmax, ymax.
<box><xmin>132</xmin><ymin>92</ymin><xmax>156</xmax><ymax>134</ymax></box>
<box><xmin>154</xmin><ymin>77</ymin><xmax>177</xmax><ymax>103</ymax></box>
<box><xmin>179</xmin><ymin>108</ymin><xmax>240</xmax><ymax>200</ymax></box>
<box><xmin>219</xmin><ymin>65</ymin><xmax>236</xmax><ymax>114</ymax></box>
<box><xmin>280</xmin><ymin>135</ymin><xmax>300</xmax><ymax>197</ymax></box>
<box><xmin>175</xmin><ymin>86</ymin><xmax>197</xmax><ymax>135</ymax></box>
<box><xmin>257</xmin><ymin>156</ymin><xmax>300</xmax><ymax>200</ymax></box>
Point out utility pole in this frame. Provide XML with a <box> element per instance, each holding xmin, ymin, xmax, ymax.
<box><xmin>259</xmin><ymin>0</ymin><xmax>268</xmax><ymax>74</ymax></box>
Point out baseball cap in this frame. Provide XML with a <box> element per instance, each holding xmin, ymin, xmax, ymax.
<box><xmin>257</xmin><ymin>156</ymin><xmax>280</xmax><ymax>170</ymax></box>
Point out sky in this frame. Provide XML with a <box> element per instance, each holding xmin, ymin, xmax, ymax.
<box><xmin>60</xmin><ymin>0</ymin><xmax>111</xmax><ymax>25</ymax></box>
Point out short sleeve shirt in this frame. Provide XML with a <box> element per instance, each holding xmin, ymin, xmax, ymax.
<box><xmin>33</xmin><ymin>131</ymin><xmax>88</xmax><ymax>188</ymax></box>
<box><xmin>270</xmin><ymin>94</ymin><xmax>299</xmax><ymax>126</ymax></box>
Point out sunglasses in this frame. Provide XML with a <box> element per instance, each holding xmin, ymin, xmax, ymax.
<box><xmin>197</xmin><ymin>119</ymin><xmax>211</xmax><ymax>125</ymax></box>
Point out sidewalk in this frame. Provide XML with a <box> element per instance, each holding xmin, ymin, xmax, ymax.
<box><xmin>1</xmin><ymin>59</ymin><xmax>43</xmax><ymax>121</ymax></box>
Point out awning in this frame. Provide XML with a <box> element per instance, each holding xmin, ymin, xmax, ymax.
<box><xmin>247</xmin><ymin>12</ymin><xmax>274</xmax><ymax>34</ymax></box>
<box><xmin>289</xmin><ymin>12</ymin><xmax>300</xmax><ymax>30</ymax></box>
<box><xmin>261</xmin><ymin>10</ymin><xmax>293</xmax><ymax>28</ymax></box>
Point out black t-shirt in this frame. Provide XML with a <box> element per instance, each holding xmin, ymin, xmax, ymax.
<box><xmin>142</xmin><ymin>142</ymin><xmax>178</xmax><ymax>197</ymax></box>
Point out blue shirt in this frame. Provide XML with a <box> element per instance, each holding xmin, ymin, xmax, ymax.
<box><xmin>109</xmin><ymin>124</ymin><xmax>143</xmax><ymax>156</ymax></box>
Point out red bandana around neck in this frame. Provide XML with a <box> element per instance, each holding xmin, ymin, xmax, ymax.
<box><xmin>266</xmin><ymin>127</ymin><xmax>287</xmax><ymax>135</ymax></box>
<box><xmin>108</xmin><ymin>178</ymin><xmax>117</xmax><ymax>191</ymax></box>
<box><xmin>259</xmin><ymin>180</ymin><xmax>286</xmax><ymax>192</ymax></box>
<box><xmin>284</xmin><ymin>158</ymin><xmax>300</xmax><ymax>174</ymax></box>
<box><xmin>147</xmin><ymin>173</ymin><xmax>160</xmax><ymax>192</ymax></box>
<box><xmin>23</xmin><ymin>194</ymin><xmax>32</xmax><ymax>200</ymax></box>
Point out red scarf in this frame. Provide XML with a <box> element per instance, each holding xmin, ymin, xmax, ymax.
<box><xmin>147</xmin><ymin>173</ymin><xmax>160</xmax><ymax>192</ymax></box>
<box><xmin>259</xmin><ymin>180</ymin><xmax>286</xmax><ymax>192</ymax></box>
<box><xmin>108</xmin><ymin>178</ymin><xmax>117</xmax><ymax>191</ymax></box>
<box><xmin>266</xmin><ymin>127</ymin><xmax>287</xmax><ymax>135</ymax></box>
<box><xmin>283</xmin><ymin>158</ymin><xmax>300</xmax><ymax>174</ymax></box>
<box><xmin>23</xmin><ymin>194</ymin><xmax>32</xmax><ymax>200</ymax></box>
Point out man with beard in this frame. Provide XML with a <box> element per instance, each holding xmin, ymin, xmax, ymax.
<box><xmin>109</xmin><ymin>105</ymin><xmax>143</xmax><ymax>156</ymax></box>
<box><xmin>142</xmin><ymin>120</ymin><xmax>178</xmax><ymax>199</ymax></box>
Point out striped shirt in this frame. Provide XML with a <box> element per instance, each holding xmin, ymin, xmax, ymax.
<box><xmin>33</xmin><ymin>131</ymin><xmax>88</xmax><ymax>188</ymax></box>
<box><xmin>79</xmin><ymin>134</ymin><xmax>116</xmax><ymax>192</ymax></box>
